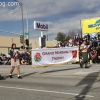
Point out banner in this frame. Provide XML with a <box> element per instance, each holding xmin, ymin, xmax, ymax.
<box><xmin>32</xmin><ymin>47</ymin><xmax>79</xmax><ymax>67</ymax></box>
<box><xmin>82</xmin><ymin>17</ymin><xmax>100</xmax><ymax>34</ymax></box>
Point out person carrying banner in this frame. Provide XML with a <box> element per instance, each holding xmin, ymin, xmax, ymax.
<box><xmin>9</xmin><ymin>43</ymin><xmax>22</xmax><ymax>79</ymax></box>
<box><xmin>80</xmin><ymin>40</ymin><xmax>89</xmax><ymax>68</ymax></box>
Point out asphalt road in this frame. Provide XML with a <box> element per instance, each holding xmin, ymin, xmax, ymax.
<box><xmin>0</xmin><ymin>64</ymin><xmax>100</xmax><ymax>100</ymax></box>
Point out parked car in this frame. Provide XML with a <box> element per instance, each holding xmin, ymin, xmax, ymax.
<box><xmin>0</xmin><ymin>53</ymin><xmax>11</xmax><ymax>58</ymax></box>
<box><xmin>0</xmin><ymin>53</ymin><xmax>11</xmax><ymax>65</ymax></box>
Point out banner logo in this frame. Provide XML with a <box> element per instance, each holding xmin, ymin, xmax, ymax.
<box><xmin>34</xmin><ymin>53</ymin><xmax>42</xmax><ymax>62</ymax></box>
<box><xmin>88</xmin><ymin>19</ymin><xmax>100</xmax><ymax>30</ymax></box>
<box><xmin>72</xmin><ymin>50</ymin><xmax>77</xmax><ymax>58</ymax></box>
<box><xmin>36</xmin><ymin>23</ymin><xmax>48</xmax><ymax>29</ymax></box>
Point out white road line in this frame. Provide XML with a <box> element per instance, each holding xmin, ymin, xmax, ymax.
<box><xmin>0</xmin><ymin>86</ymin><xmax>94</xmax><ymax>98</ymax></box>
<box><xmin>75</xmin><ymin>71</ymin><xmax>99</xmax><ymax>75</ymax></box>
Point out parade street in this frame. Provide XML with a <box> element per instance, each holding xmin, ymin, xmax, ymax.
<box><xmin>0</xmin><ymin>64</ymin><xmax>100</xmax><ymax>100</ymax></box>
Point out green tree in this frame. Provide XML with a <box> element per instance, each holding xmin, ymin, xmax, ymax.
<box><xmin>55</xmin><ymin>32</ymin><xmax>66</xmax><ymax>41</ymax></box>
<box><xmin>66</xmin><ymin>35</ymin><xmax>71</xmax><ymax>41</ymax></box>
<box><xmin>68</xmin><ymin>30</ymin><xmax>75</xmax><ymax>39</ymax></box>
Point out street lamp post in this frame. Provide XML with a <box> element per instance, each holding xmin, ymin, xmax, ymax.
<box><xmin>14</xmin><ymin>0</ymin><xmax>25</xmax><ymax>49</ymax></box>
<box><xmin>12</xmin><ymin>12</ymin><xmax>29</xmax><ymax>48</ymax></box>
<box><xmin>12</xmin><ymin>12</ymin><xmax>29</xmax><ymax>38</ymax></box>
<box><xmin>25</xmin><ymin>14</ymin><xmax>30</xmax><ymax>51</ymax></box>
<box><xmin>20</xmin><ymin>2</ymin><xmax>25</xmax><ymax>49</ymax></box>
<box><xmin>26</xmin><ymin>14</ymin><xmax>29</xmax><ymax>37</ymax></box>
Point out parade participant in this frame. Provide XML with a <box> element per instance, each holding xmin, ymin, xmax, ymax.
<box><xmin>80</xmin><ymin>40</ymin><xmax>89</xmax><ymax>68</ymax></box>
<box><xmin>9</xmin><ymin>43</ymin><xmax>22</xmax><ymax>79</ymax></box>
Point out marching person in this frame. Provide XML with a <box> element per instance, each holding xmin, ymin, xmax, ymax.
<box><xmin>80</xmin><ymin>40</ymin><xmax>89</xmax><ymax>68</ymax></box>
<box><xmin>9</xmin><ymin>43</ymin><xmax>22</xmax><ymax>79</ymax></box>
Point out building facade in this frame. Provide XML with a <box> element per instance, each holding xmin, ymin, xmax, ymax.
<box><xmin>0</xmin><ymin>36</ymin><xmax>58</xmax><ymax>53</ymax></box>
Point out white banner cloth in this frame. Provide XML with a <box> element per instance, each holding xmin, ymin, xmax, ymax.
<box><xmin>32</xmin><ymin>47</ymin><xmax>79</xmax><ymax>67</ymax></box>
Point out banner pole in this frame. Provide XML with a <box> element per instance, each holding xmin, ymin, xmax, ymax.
<box><xmin>80</xmin><ymin>20</ymin><xmax>82</xmax><ymax>38</ymax></box>
<box><xmin>79</xmin><ymin>20</ymin><xmax>82</xmax><ymax>63</ymax></box>
<box><xmin>41</xmin><ymin>31</ymin><xmax>43</xmax><ymax>37</ymax></box>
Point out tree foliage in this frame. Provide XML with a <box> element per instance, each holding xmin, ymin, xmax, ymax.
<box><xmin>55</xmin><ymin>29</ymin><xmax>82</xmax><ymax>41</ymax></box>
<box><xmin>66</xmin><ymin>35</ymin><xmax>71</xmax><ymax>41</ymax></box>
<box><xmin>55</xmin><ymin>32</ymin><xmax>66</xmax><ymax>41</ymax></box>
<box><xmin>68</xmin><ymin>30</ymin><xmax>75</xmax><ymax>38</ymax></box>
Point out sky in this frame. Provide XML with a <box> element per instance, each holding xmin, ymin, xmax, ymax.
<box><xmin>0</xmin><ymin>0</ymin><xmax>100</xmax><ymax>40</ymax></box>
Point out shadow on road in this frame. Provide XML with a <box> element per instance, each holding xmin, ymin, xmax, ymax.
<box><xmin>4</xmin><ymin>74</ymin><xmax>18</xmax><ymax>79</ymax></box>
<box><xmin>2</xmin><ymin>72</ymin><xmax>37</xmax><ymax>79</ymax></box>
<box><xmin>3</xmin><ymin>72</ymin><xmax>32</xmax><ymax>79</ymax></box>
<box><xmin>69</xmin><ymin>71</ymin><xmax>100</xmax><ymax>100</ymax></box>
<box><xmin>21</xmin><ymin>72</ymin><xmax>37</xmax><ymax>78</ymax></box>
<box><xmin>41</xmin><ymin>67</ymin><xmax>80</xmax><ymax>74</ymax></box>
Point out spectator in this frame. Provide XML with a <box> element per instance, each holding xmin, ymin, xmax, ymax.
<box><xmin>98</xmin><ymin>54</ymin><xmax>100</xmax><ymax>63</ymax></box>
<box><xmin>23</xmin><ymin>51</ymin><xmax>28</xmax><ymax>60</ymax></box>
<box><xmin>87</xmin><ymin>33</ymin><xmax>90</xmax><ymax>41</ymax></box>
<box><xmin>57</xmin><ymin>43</ymin><xmax>61</xmax><ymax>48</ymax></box>
<box><xmin>69</xmin><ymin>38</ymin><xmax>73</xmax><ymax>47</ymax></box>
<box><xmin>1</xmin><ymin>57</ymin><xmax>7</xmax><ymax>65</ymax></box>
<box><xmin>21</xmin><ymin>58</ymin><xmax>28</xmax><ymax>65</ymax></box>
<box><xmin>92</xmin><ymin>37</ymin><xmax>98</xmax><ymax>47</ymax></box>
<box><xmin>74</xmin><ymin>35</ymin><xmax>77</xmax><ymax>42</ymax></box>
<box><xmin>0</xmin><ymin>57</ymin><xmax>2</xmax><ymax>65</ymax></box>
<box><xmin>93</xmin><ymin>50</ymin><xmax>98</xmax><ymax>63</ymax></box>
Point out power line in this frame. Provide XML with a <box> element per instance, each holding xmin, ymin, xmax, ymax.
<box><xmin>0</xmin><ymin>30</ymin><xmax>22</xmax><ymax>35</ymax></box>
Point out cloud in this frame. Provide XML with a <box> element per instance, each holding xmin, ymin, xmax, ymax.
<box><xmin>0</xmin><ymin>0</ymin><xmax>100</xmax><ymax>40</ymax></box>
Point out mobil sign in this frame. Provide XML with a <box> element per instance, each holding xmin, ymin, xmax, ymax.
<box><xmin>34</xmin><ymin>21</ymin><xmax>48</xmax><ymax>31</ymax></box>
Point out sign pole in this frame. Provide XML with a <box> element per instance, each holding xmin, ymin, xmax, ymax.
<box><xmin>34</xmin><ymin>21</ymin><xmax>48</xmax><ymax>49</ymax></box>
<box><xmin>41</xmin><ymin>31</ymin><xmax>43</xmax><ymax>49</ymax></box>
<box><xmin>80</xmin><ymin>20</ymin><xmax>82</xmax><ymax>38</ymax></box>
<box><xmin>41</xmin><ymin>31</ymin><xmax>43</xmax><ymax>37</ymax></box>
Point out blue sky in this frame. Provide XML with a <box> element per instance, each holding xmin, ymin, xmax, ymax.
<box><xmin>0</xmin><ymin>0</ymin><xmax>100</xmax><ymax>40</ymax></box>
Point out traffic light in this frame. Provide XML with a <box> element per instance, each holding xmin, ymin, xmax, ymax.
<box><xmin>26</xmin><ymin>47</ymin><xmax>28</xmax><ymax>50</ymax></box>
<box><xmin>21</xmin><ymin>46</ymin><xmax>25</xmax><ymax>49</ymax></box>
<box><xmin>20</xmin><ymin>35</ymin><xmax>24</xmax><ymax>44</ymax></box>
<box><xmin>25</xmin><ymin>39</ymin><xmax>29</xmax><ymax>46</ymax></box>
<box><xmin>41</xmin><ymin>37</ymin><xmax>46</xmax><ymax>48</ymax></box>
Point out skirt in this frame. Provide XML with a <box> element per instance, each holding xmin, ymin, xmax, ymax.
<box><xmin>11</xmin><ymin>58</ymin><xmax>20</xmax><ymax>66</ymax></box>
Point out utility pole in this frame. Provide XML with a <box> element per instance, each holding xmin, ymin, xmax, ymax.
<box><xmin>14</xmin><ymin>0</ymin><xmax>25</xmax><ymax>49</ymax></box>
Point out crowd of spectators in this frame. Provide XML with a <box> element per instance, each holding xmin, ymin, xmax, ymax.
<box><xmin>1</xmin><ymin>34</ymin><xmax>100</xmax><ymax>65</ymax></box>
<box><xmin>55</xmin><ymin>33</ymin><xmax>100</xmax><ymax>64</ymax></box>
<box><xmin>55</xmin><ymin>35</ymin><xmax>82</xmax><ymax>48</ymax></box>
<box><xmin>19</xmin><ymin>51</ymin><xmax>31</xmax><ymax>65</ymax></box>
<box><xmin>0</xmin><ymin>51</ymin><xmax>31</xmax><ymax>65</ymax></box>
